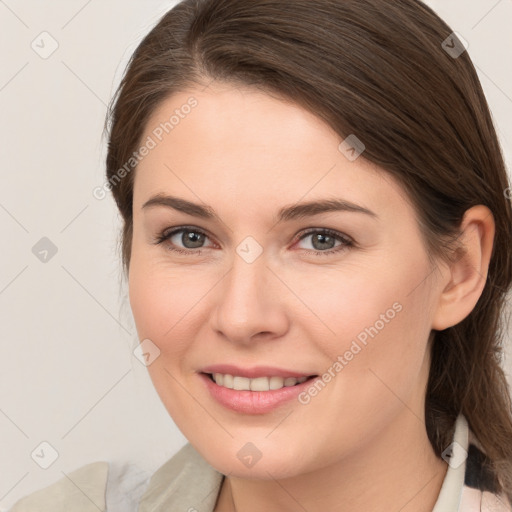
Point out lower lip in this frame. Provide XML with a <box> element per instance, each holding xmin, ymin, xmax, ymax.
<box><xmin>199</xmin><ymin>373</ymin><xmax>318</xmax><ymax>414</ymax></box>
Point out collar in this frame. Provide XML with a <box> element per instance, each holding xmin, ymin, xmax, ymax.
<box><xmin>432</xmin><ymin>413</ymin><xmax>468</xmax><ymax>512</ymax></box>
<box><xmin>137</xmin><ymin>442</ymin><xmax>223</xmax><ymax>512</ymax></box>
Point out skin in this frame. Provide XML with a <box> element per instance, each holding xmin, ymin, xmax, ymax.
<box><xmin>128</xmin><ymin>81</ymin><xmax>495</xmax><ymax>512</ymax></box>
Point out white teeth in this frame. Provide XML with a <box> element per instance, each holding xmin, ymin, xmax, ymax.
<box><xmin>270</xmin><ymin>376</ymin><xmax>285</xmax><ymax>390</ymax></box>
<box><xmin>233</xmin><ymin>376</ymin><xmax>250</xmax><ymax>390</ymax></box>
<box><xmin>211</xmin><ymin>373</ymin><xmax>309</xmax><ymax>391</ymax></box>
<box><xmin>250</xmin><ymin>377</ymin><xmax>270</xmax><ymax>391</ymax></box>
<box><xmin>222</xmin><ymin>374</ymin><xmax>234</xmax><ymax>389</ymax></box>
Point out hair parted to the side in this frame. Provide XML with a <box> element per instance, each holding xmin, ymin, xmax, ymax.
<box><xmin>104</xmin><ymin>0</ymin><xmax>512</xmax><ymax>501</ymax></box>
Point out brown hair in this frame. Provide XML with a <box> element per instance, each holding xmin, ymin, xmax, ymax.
<box><xmin>104</xmin><ymin>0</ymin><xmax>512</xmax><ymax>501</ymax></box>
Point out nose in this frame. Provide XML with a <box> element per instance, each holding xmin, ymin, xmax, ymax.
<box><xmin>209</xmin><ymin>251</ymin><xmax>289</xmax><ymax>346</ymax></box>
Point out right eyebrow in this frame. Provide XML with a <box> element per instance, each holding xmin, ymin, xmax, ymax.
<box><xmin>142</xmin><ymin>194</ymin><xmax>216</xmax><ymax>219</ymax></box>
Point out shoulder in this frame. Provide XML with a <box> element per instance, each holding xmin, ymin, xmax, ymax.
<box><xmin>138</xmin><ymin>442</ymin><xmax>224</xmax><ymax>512</ymax></box>
<box><xmin>8</xmin><ymin>461</ymin><xmax>109</xmax><ymax>512</ymax></box>
<box><xmin>8</xmin><ymin>444</ymin><xmax>223</xmax><ymax>512</ymax></box>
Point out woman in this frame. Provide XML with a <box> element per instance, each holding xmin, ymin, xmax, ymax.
<box><xmin>10</xmin><ymin>0</ymin><xmax>512</xmax><ymax>510</ymax></box>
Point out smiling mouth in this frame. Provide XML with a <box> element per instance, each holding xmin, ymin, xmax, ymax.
<box><xmin>203</xmin><ymin>372</ymin><xmax>318</xmax><ymax>391</ymax></box>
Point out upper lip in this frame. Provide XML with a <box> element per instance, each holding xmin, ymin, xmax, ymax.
<box><xmin>200</xmin><ymin>364</ymin><xmax>316</xmax><ymax>379</ymax></box>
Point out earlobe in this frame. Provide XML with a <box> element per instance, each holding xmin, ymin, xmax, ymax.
<box><xmin>431</xmin><ymin>205</ymin><xmax>495</xmax><ymax>331</ymax></box>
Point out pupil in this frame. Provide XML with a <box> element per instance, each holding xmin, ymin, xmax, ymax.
<box><xmin>313</xmin><ymin>233</ymin><xmax>334</xmax><ymax>250</ymax></box>
<box><xmin>183</xmin><ymin>231</ymin><xmax>204</xmax><ymax>248</ymax></box>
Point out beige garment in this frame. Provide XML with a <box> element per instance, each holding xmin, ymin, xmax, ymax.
<box><xmin>8</xmin><ymin>461</ymin><xmax>109</xmax><ymax>512</ymax></box>
<box><xmin>7</xmin><ymin>444</ymin><xmax>222</xmax><ymax>512</ymax></box>
<box><xmin>8</xmin><ymin>414</ymin><xmax>511</xmax><ymax>512</ymax></box>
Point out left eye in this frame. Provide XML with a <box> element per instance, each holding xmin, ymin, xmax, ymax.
<box><xmin>295</xmin><ymin>229</ymin><xmax>353</xmax><ymax>255</ymax></box>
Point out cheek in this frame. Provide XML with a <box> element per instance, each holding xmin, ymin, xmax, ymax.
<box><xmin>295</xmin><ymin>255</ymin><xmax>434</xmax><ymax>399</ymax></box>
<box><xmin>128</xmin><ymin>262</ymin><xmax>169</xmax><ymax>342</ymax></box>
<box><xmin>292</xmin><ymin>258</ymin><xmax>429</xmax><ymax>350</ymax></box>
<box><xmin>128</xmin><ymin>258</ymin><xmax>208</xmax><ymax>421</ymax></box>
<box><xmin>128</xmin><ymin>252</ymin><xmax>218</xmax><ymax>361</ymax></box>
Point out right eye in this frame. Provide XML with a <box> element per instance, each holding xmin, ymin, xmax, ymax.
<box><xmin>154</xmin><ymin>226</ymin><xmax>216</xmax><ymax>255</ymax></box>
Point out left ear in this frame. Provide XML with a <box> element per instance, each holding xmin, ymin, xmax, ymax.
<box><xmin>431</xmin><ymin>205</ymin><xmax>495</xmax><ymax>331</ymax></box>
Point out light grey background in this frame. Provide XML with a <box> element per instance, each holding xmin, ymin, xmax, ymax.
<box><xmin>0</xmin><ymin>0</ymin><xmax>511</xmax><ymax>509</ymax></box>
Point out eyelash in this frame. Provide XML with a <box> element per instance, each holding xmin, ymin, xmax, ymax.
<box><xmin>154</xmin><ymin>225</ymin><xmax>354</xmax><ymax>257</ymax></box>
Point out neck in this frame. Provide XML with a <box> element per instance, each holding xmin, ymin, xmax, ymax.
<box><xmin>215</xmin><ymin>410</ymin><xmax>448</xmax><ymax>512</ymax></box>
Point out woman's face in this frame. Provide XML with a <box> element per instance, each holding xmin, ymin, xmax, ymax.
<box><xmin>129</xmin><ymin>81</ymin><xmax>446</xmax><ymax>478</ymax></box>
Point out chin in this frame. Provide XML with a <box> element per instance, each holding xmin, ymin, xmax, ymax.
<box><xmin>193</xmin><ymin>438</ymin><xmax>313</xmax><ymax>480</ymax></box>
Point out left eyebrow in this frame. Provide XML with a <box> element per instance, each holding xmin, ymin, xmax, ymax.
<box><xmin>275</xmin><ymin>198</ymin><xmax>378</xmax><ymax>223</ymax></box>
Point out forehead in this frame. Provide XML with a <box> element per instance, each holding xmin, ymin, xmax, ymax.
<box><xmin>143</xmin><ymin>83</ymin><xmax>339</xmax><ymax>160</ymax></box>
<box><xmin>134</xmin><ymin>83</ymin><xmax>408</xmax><ymax>220</ymax></box>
